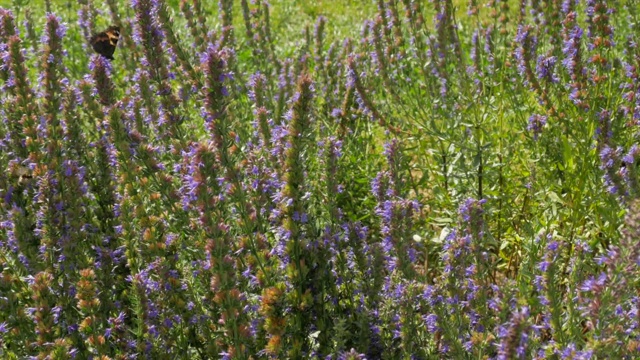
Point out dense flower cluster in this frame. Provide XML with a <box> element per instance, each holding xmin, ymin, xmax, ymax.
<box><xmin>1</xmin><ymin>1</ymin><xmax>639</xmax><ymax>359</ymax></box>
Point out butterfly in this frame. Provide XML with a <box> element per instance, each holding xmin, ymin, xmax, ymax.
<box><xmin>90</xmin><ymin>26</ymin><xmax>120</xmax><ymax>60</ymax></box>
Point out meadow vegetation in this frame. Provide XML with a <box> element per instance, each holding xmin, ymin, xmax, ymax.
<box><xmin>1</xmin><ymin>0</ymin><xmax>640</xmax><ymax>358</ymax></box>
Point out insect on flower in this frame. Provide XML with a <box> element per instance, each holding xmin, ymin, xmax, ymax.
<box><xmin>9</xmin><ymin>164</ymin><xmax>34</xmax><ymax>186</ymax></box>
<box><xmin>90</xmin><ymin>26</ymin><xmax>120</xmax><ymax>60</ymax></box>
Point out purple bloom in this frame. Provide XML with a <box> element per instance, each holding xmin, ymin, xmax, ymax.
<box><xmin>623</xmin><ymin>145</ymin><xmax>639</xmax><ymax>164</ymax></box>
<box><xmin>459</xmin><ymin>198</ymin><xmax>486</xmax><ymax>223</ymax></box>
<box><xmin>562</xmin><ymin>25</ymin><xmax>584</xmax><ymax>98</ymax></box>
<box><xmin>599</xmin><ymin>146</ymin><xmax>620</xmax><ymax>170</ymax></box>
<box><xmin>424</xmin><ymin>314</ymin><xmax>438</xmax><ymax>333</ymax></box>
<box><xmin>527</xmin><ymin>114</ymin><xmax>547</xmax><ymax>140</ymax></box>
<box><xmin>516</xmin><ymin>26</ymin><xmax>535</xmax><ymax>66</ymax></box>
<box><xmin>536</xmin><ymin>55</ymin><xmax>559</xmax><ymax>83</ymax></box>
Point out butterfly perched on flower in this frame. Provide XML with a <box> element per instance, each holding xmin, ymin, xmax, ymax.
<box><xmin>90</xmin><ymin>26</ymin><xmax>120</xmax><ymax>60</ymax></box>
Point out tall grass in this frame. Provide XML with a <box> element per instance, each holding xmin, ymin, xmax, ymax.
<box><xmin>1</xmin><ymin>0</ymin><xmax>639</xmax><ymax>358</ymax></box>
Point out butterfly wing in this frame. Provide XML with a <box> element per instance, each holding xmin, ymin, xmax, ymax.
<box><xmin>105</xmin><ymin>29</ymin><xmax>119</xmax><ymax>59</ymax></box>
<box><xmin>90</xmin><ymin>33</ymin><xmax>114</xmax><ymax>60</ymax></box>
<box><xmin>90</xmin><ymin>26</ymin><xmax>119</xmax><ymax>60</ymax></box>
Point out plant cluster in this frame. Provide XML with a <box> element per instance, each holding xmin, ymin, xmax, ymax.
<box><xmin>1</xmin><ymin>0</ymin><xmax>640</xmax><ymax>359</ymax></box>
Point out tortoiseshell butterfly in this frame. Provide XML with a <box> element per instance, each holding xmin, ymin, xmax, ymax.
<box><xmin>90</xmin><ymin>26</ymin><xmax>120</xmax><ymax>60</ymax></box>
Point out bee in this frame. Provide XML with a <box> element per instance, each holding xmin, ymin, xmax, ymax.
<box><xmin>90</xmin><ymin>25</ymin><xmax>120</xmax><ymax>60</ymax></box>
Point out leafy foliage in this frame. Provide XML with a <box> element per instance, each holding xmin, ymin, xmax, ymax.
<box><xmin>1</xmin><ymin>0</ymin><xmax>640</xmax><ymax>359</ymax></box>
